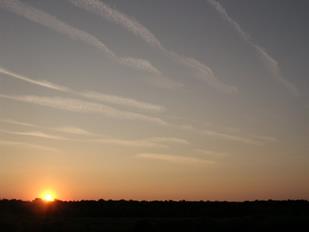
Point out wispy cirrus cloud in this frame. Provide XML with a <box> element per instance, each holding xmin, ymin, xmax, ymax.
<box><xmin>0</xmin><ymin>118</ymin><xmax>189</xmax><ymax>149</ymax></box>
<box><xmin>0</xmin><ymin>118</ymin><xmax>37</xmax><ymax>128</ymax></box>
<box><xmin>253</xmin><ymin>45</ymin><xmax>300</xmax><ymax>96</ymax></box>
<box><xmin>148</xmin><ymin>137</ymin><xmax>189</xmax><ymax>145</ymax></box>
<box><xmin>202</xmin><ymin>129</ymin><xmax>264</xmax><ymax>145</ymax></box>
<box><xmin>0</xmin><ymin>0</ymin><xmax>180</xmax><ymax>89</ymax></box>
<box><xmin>207</xmin><ymin>0</ymin><xmax>250</xmax><ymax>41</ymax></box>
<box><xmin>67</xmin><ymin>0</ymin><xmax>164</xmax><ymax>49</ymax></box>
<box><xmin>137</xmin><ymin>153</ymin><xmax>215</xmax><ymax>165</ymax></box>
<box><xmin>81</xmin><ymin>91</ymin><xmax>164</xmax><ymax>112</ymax></box>
<box><xmin>207</xmin><ymin>0</ymin><xmax>300</xmax><ymax>96</ymax></box>
<box><xmin>202</xmin><ymin>128</ymin><xmax>279</xmax><ymax>145</ymax></box>
<box><xmin>55</xmin><ymin>128</ymin><xmax>189</xmax><ymax>147</ymax></box>
<box><xmin>0</xmin><ymin>139</ymin><xmax>60</xmax><ymax>152</ymax></box>
<box><xmin>66</xmin><ymin>0</ymin><xmax>237</xmax><ymax>94</ymax></box>
<box><xmin>54</xmin><ymin>126</ymin><xmax>95</xmax><ymax>136</ymax></box>
<box><xmin>0</xmin><ymin>129</ymin><xmax>68</xmax><ymax>140</ymax></box>
<box><xmin>93</xmin><ymin>139</ymin><xmax>167</xmax><ymax>148</ymax></box>
<box><xmin>0</xmin><ymin>67</ymin><xmax>165</xmax><ymax>113</ymax></box>
<box><xmin>0</xmin><ymin>94</ymin><xmax>168</xmax><ymax>126</ymax></box>
<box><xmin>173</xmin><ymin>55</ymin><xmax>237</xmax><ymax>93</ymax></box>
<box><xmin>173</xmin><ymin>121</ymin><xmax>277</xmax><ymax>146</ymax></box>
<box><xmin>0</xmin><ymin>67</ymin><xmax>69</xmax><ymax>92</ymax></box>
<box><xmin>251</xmin><ymin>135</ymin><xmax>279</xmax><ymax>143</ymax></box>
<box><xmin>0</xmin><ymin>118</ymin><xmax>96</xmax><ymax>136</ymax></box>
<box><xmin>194</xmin><ymin>149</ymin><xmax>228</xmax><ymax>157</ymax></box>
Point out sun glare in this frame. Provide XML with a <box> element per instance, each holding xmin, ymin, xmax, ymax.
<box><xmin>40</xmin><ymin>191</ymin><xmax>56</xmax><ymax>202</ymax></box>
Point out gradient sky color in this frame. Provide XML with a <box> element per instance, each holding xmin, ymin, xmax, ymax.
<box><xmin>0</xmin><ymin>0</ymin><xmax>308</xmax><ymax>201</ymax></box>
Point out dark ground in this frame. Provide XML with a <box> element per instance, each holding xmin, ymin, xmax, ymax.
<box><xmin>0</xmin><ymin>199</ymin><xmax>308</xmax><ymax>231</ymax></box>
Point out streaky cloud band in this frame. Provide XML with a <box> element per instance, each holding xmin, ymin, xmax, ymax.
<box><xmin>66</xmin><ymin>0</ymin><xmax>237</xmax><ymax>94</ymax></box>
<box><xmin>0</xmin><ymin>0</ymin><xmax>180</xmax><ymax>89</ymax></box>
<box><xmin>0</xmin><ymin>94</ymin><xmax>168</xmax><ymax>126</ymax></box>
<box><xmin>137</xmin><ymin>153</ymin><xmax>215</xmax><ymax>165</ymax></box>
<box><xmin>0</xmin><ymin>67</ymin><xmax>165</xmax><ymax>113</ymax></box>
<box><xmin>207</xmin><ymin>0</ymin><xmax>300</xmax><ymax>96</ymax></box>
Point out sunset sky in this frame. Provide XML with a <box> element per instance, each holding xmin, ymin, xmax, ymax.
<box><xmin>0</xmin><ymin>0</ymin><xmax>308</xmax><ymax>201</ymax></box>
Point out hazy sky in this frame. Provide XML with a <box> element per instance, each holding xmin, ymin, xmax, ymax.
<box><xmin>0</xmin><ymin>0</ymin><xmax>308</xmax><ymax>201</ymax></box>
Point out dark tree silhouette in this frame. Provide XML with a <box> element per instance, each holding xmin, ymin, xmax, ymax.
<box><xmin>0</xmin><ymin>199</ymin><xmax>308</xmax><ymax>231</ymax></box>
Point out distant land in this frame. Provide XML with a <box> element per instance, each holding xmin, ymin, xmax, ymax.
<box><xmin>1</xmin><ymin>199</ymin><xmax>309</xmax><ymax>231</ymax></box>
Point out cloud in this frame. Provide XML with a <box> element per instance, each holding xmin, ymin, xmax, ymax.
<box><xmin>174</xmin><ymin>121</ymin><xmax>277</xmax><ymax>146</ymax></box>
<box><xmin>81</xmin><ymin>91</ymin><xmax>164</xmax><ymax>112</ymax></box>
<box><xmin>66</xmin><ymin>0</ymin><xmax>237</xmax><ymax>93</ymax></box>
<box><xmin>253</xmin><ymin>45</ymin><xmax>300</xmax><ymax>96</ymax></box>
<box><xmin>194</xmin><ymin>149</ymin><xmax>228</xmax><ymax>157</ymax></box>
<box><xmin>0</xmin><ymin>94</ymin><xmax>168</xmax><ymax>125</ymax></box>
<box><xmin>67</xmin><ymin>0</ymin><xmax>164</xmax><ymax>49</ymax></box>
<box><xmin>0</xmin><ymin>118</ymin><xmax>95</xmax><ymax>137</ymax></box>
<box><xmin>0</xmin><ymin>118</ymin><xmax>187</xmax><ymax>149</ymax></box>
<box><xmin>92</xmin><ymin>136</ymin><xmax>189</xmax><ymax>148</ymax></box>
<box><xmin>0</xmin><ymin>118</ymin><xmax>96</xmax><ymax>136</ymax></box>
<box><xmin>207</xmin><ymin>0</ymin><xmax>250</xmax><ymax>41</ymax></box>
<box><xmin>202</xmin><ymin>129</ymin><xmax>263</xmax><ymax>145</ymax></box>
<box><xmin>172</xmin><ymin>54</ymin><xmax>238</xmax><ymax>93</ymax></box>
<box><xmin>148</xmin><ymin>137</ymin><xmax>189</xmax><ymax>145</ymax></box>
<box><xmin>0</xmin><ymin>129</ymin><xmax>69</xmax><ymax>140</ymax></box>
<box><xmin>137</xmin><ymin>153</ymin><xmax>215</xmax><ymax>165</ymax></box>
<box><xmin>0</xmin><ymin>139</ymin><xmax>60</xmax><ymax>152</ymax></box>
<box><xmin>0</xmin><ymin>0</ymin><xmax>180</xmax><ymax>89</ymax></box>
<box><xmin>57</xmin><ymin>129</ymin><xmax>189</xmax><ymax>148</ymax></box>
<box><xmin>0</xmin><ymin>66</ymin><xmax>165</xmax><ymax>113</ymax></box>
<box><xmin>0</xmin><ymin>118</ymin><xmax>37</xmax><ymax>128</ymax></box>
<box><xmin>207</xmin><ymin>0</ymin><xmax>300</xmax><ymax>96</ymax></box>
<box><xmin>54</xmin><ymin>126</ymin><xmax>95</xmax><ymax>136</ymax></box>
<box><xmin>92</xmin><ymin>138</ymin><xmax>167</xmax><ymax>148</ymax></box>
<box><xmin>251</xmin><ymin>134</ymin><xmax>279</xmax><ymax>143</ymax></box>
<box><xmin>0</xmin><ymin>67</ymin><xmax>70</xmax><ymax>92</ymax></box>
<box><xmin>0</xmin><ymin>0</ymin><xmax>114</xmax><ymax>55</ymax></box>
<box><xmin>201</xmin><ymin>128</ymin><xmax>279</xmax><ymax>145</ymax></box>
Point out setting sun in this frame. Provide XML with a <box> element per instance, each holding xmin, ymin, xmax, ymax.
<box><xmin>40</xmin><ymin>191</ymin><xmax>56</xmax><ymax>202</ymax></box>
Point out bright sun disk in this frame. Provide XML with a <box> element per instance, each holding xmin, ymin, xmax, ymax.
<box><xmin>40</xmin><ymin>191</ymin><xmax>56</xmax><ymax>202</ymax></box>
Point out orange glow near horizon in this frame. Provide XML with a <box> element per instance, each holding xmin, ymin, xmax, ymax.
<box><xmin>40</xmin><ymin>190</ymin><xmax>56</xmax><ymax>202</ymax></box>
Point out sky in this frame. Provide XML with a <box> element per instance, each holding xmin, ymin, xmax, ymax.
<box><xmin>0</xmin><ymin>0</ymin><xmax>308</xmax><ymax>201</ymax></box>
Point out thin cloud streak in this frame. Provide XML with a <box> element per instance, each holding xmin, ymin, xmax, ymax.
<box><xmin>1</xmin><ymin>117</ymin><xmax>188</xmax><ymax>147</ymax></box>
<box><xmin>0</xmin><ymin>67</ymin><xmax>69</xmax><ymax>92</ymax></box>
<box><xmin>0</xmin><ymin>94</ymin><xmax>168</xmax><ymax>126</ymax></box>
<box><xmin>67</xmin><ymin>0</ymin><xmax>237</xmax><ymax>94</ymax></box>
<box><xmin>203</xmin><ymin>129</ymin><xmax>263</xmax><ymax>145</ymax></box>
<box><xmin>194</xmin><ymin>149</ymin><xmax>228</xmax><ymax>157</ymax></box>
<box><xmin>172</xmin><ymin>54</ymin><xmax>238</xmax><ymax>93</ymax></box>
<box><xmin>207</xmin><ymin>0</ymin><xmax>250</xmax><ymax>41</ymax></box>
<box><xmin>0</xmin><ymin>0</ymin><xmax>180</xmax><ymax>89</ymax></box>
<box><xmin>56</xmin><ymin>130</ymin><xmax>188</xmax><ymax>148</ymax></box>
<box><xmin>0</xmin><ymin>118</ymin><xmax>97</xmax><ymax>136</ymax></box>
<box><xmin>137</xmin><ymin>153</ymin><xmax>215</xmax><ymax>165</ymax></box>
<box><xmin>0</xmin><ymin>118</ymin><xmax>37</xmax><ymax>128</ymax></box>
<box><xmin>93</xmin><ymin>139</ymin><xmax>167</xmax><ymax>148</ymax></box>
<box><xmin>173</xmin><ymin>122</ymin><xmax>277</xmax><ymax>146</ymax></box>
<box><xmin>54</xmin><ymin>126</ymin><xmax>95</xmax><ymax>136</ymax></box>
<box><xmin>0</xmin><ymin>67</ymin><xmax>165</xmax><ymax>113</ymax></box>
<box><xmin>148</xmin><ymin>137</ymin><xmax>189</xmax><ymax>145</ymax></box>
<box><xmin>251</xmin><ymin>134</ymin><xmax>279</xmax><ymax>143</ymax></box>
<box><xmin>0</xmin><ymin>118</ymin><xmax>187</xmax><ymax>149</ymax></box>
<box><xmin>81</xmin><ymin>91</ymin><xmax>164</xmax><ymax>112</ymax></box>
<box><xmin>207</xmin><ymin>0</ymin><xmax>300</xmax><ymax>96</ymax></box>
<box><xmin>67</xmin><ymin>0</ymin><xmax>164</xmax><ymax>49</ymax></box>
<box><xmin>253</xmin><ymin>45</ymin><xmax>300</xmax><ymax>96</ymax></box>
<box><xmin>0</xmin><ymin>139</ymin><xmax>60</xmax><ymax>152</ymax></box>
<box><xmin>0</xmin><ymin>129</ymin><xmax>69</xmax><ymax>140</ymax></box>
